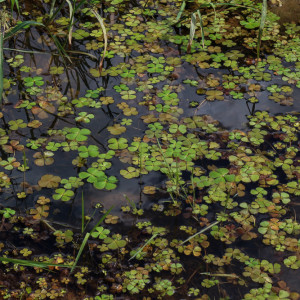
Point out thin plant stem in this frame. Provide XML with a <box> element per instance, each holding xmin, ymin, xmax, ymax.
<box><xmin>49</xmin><ymin>0</ymin><xmax>57</xmax><ymax>19</ymax></box>
<box><xmin>11</xmin><ymin>0</ymin><xmax>20</xmax><ymax>14</ymax></box>
<box><xmin>176</xmin><ymin>0</ymin><xmax>186</xmax><ymax>22</ymax></box>
<box><xmin>3</xmin><ymin>47</ymin><xmax>98</xmax><ymax>60</ymax></box>
<box><xmin>199</xmin><ymin>272</ymin><xmax>239</xmax><ymax>278</ymax></box>
<box><xmin>129</xmin><ymin>233</ymin><xmax>158</xmax><ymax>261</ymax></box>
<box><xmin>181</xmin><ymin>220</ymin><xmax>220</xmax><ymax>245</ymax></box>
<box><xmin>124</xmin><ymin>194</ymin><xmax>137</xmax><ymax>210</ymax></box>
<box><xmin>47</xmin><ymin>0</ymin><xmax>66</xmax><ymax>25</ymax></box>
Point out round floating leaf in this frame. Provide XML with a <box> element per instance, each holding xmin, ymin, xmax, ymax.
<box><xmin>8</xmin><ymin>119</ymin><xmax>27</xmax><ymax>130</ymax></box>
<box><xmin>38</xmin><ymin>174</ymin><xmax>61</xmax><ymax>188</ymax></box>
<box><xmin>107</xmin><ymin>124</ymin><xmax>126</xmax><ymax>135</ymax></box>
<box><xmin>91</xmin><ymin>226</ymin><xmax>110</xmax><ymax>239</ymax></box>
<box><xmin>104</xmin><ymin>236</ymin><xmax>127</xmax><ymax>250</ymax></box>
<box><xmin>33</xmin><ymin>151</ymin><xmax>54</xmax><ymax>166</ymax></box>
<box><xmin>108</xmin><ymin>138</ymin><xmax>128</xmax><ymax>150</ymax></box>
<box><xmin>79</xmin><ymin>168</ymin><xmax>104</xmax><ymax>183</ymax></box>
<box><xmin>66</xmin><ymin>128</ymin><xmax>91</xmax><ymax>141</ymax></box>
<box><xmin>143</xmin><ymin>186</ymin><xmax>156</xmax><ymax>195</ymax></box>
<box><xmin>53</xmin><ymin>188</ymin><xmax>74</xmax><ymax>201</ymax></box>
<box><xmin>78</xmin><ymin>145</ymin><xmax>100</xmax><ymax>158</ymax></box>
<box><xmin>94</xmin><ymin>176</ymin><xmax>118</xmax><ymax>190</ymax></box>
<box><xmin>120</xmin><ymin>167</ymin><xmax>140</xmax><ymax>179</ymax></box>
<box><xmin>206</xmin><ymin>90</ymin><xmax>224</xmax><ymax>101</ymax></box>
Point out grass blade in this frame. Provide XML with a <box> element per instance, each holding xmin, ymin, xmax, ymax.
<box><xmin>187</xmin><ymin>12</ymin><xmax>197</xmax><ymax>53</ymax></box>
<box><xmin>187</xmin><ymin>9</ymin><xmax>205</xmax><ymax>53</ymax></box>
<box><xmin>90</xmin><ymin>206</ymin><xmax>113</xmax><ymax>234</ymax></box>
<box><xmin>0</xmin><ymin>256</ymin><xmax>72</xmax><ymax>269</ymax></box>
<box><xmin>4</xmin><ymin>21</ymin><xmax>44</xmax><ymax>40</ymax></box>
<box><xmin>66</xmin><ymin>0</ymin><xmax>74</xmax><ymax>46</ymax></box>
<box><xmin>257</xmin><ymin>0</ymin><xmax>267</xmax><ymax>60</ymax></box>
<box><xmin>3</xmin><ymin>48</ymin><xmax>97</xmax><ymax>60</ymax></box>
<box><xmin>75</xmin><ymin>0</ymin><xmax>88</xmax><ymax>11</ymax></box>
<box><xmin>64</xmin><ymin>0</ymin><xmax>88</xmax><ymax>47</ymax></box>
<box><xmin>47</xmin><ymin>0</ymin><xmax>66</xmax><ymax>24</ymax></box>
<box><xmin>71</xmin><ymin>232</ymin><xmax>90</xmax><ymax>273</ymax></box>
<box><xmin>180</xmin><ymin>221</ymin><xmax>220</xmax><ymax>245</ymax></box>
<box><xmin>199</xmin><ymin>272</ymin><xmax>239</xmax><ymax>278</ymax></box>
<box><xmin>175</xmin><ymin>0</ymin><xmax>186</xmax><ymax>22</ymax></box>
<box><xmin>49</xmin><ymin>33</ymin><xmax>72</xmax><ymax>63</ymax></box>
<box><xmin>124</xmin><ymin>194</ymin><xmax>136</xmax><ymax>210</ymax></box>
<box><xmin>67</xmin><ymin>50</ymin><xmax>97</xmax><ymax>60</ymax></box>
<box><xmin>49</xmin><ymin>0</ymin><xmax>57</xmax><ymax>19</ymax></box>
<box><xmin>11</xmin><ymin>0</ymin><xmax>20</xmax><ymax>14</ymax></box>
<box><xmin>129</xmin><ymin>233</ymin><xmax>158</xmax><ymax>261</ymax></box>
<box><xmin>71</xmin><ymin>207</ymin><xmax>113</xmax><ymax>273</ymax></box>
<box><xmin>196</xmin><ymin>10</ymin><xmax>205</xmax><ymax>49</ymax></box>
<box><xmin>208</xmin><ymin>2</ymin><xmax>217</xmax><ymax>22</ymax></box>
<box><xmin>90</xmin><ymin>9</ymin><xmax>107</xmax><ymax>74</ymax></box>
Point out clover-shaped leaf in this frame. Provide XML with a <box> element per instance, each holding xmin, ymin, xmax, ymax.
<box><xmin>169</xmin><ymin>124</ymin><xmax>187</xmax><ymax>134</ymax></box>
<box><xmin>61</xmin><ymin>177</ymin><xmax>83</xmax><ymax>189</ymax></box>
<box><xmin>284</xmin><ymin>256</ymin><xmax>300</xmax><ymax>270</ymax></box>
<box><xmin>23</xmin><ymin>76</ymin><xmax>44</xmax><ymax>87</ymax></box>
<box><xmin>120</xmin><ymin>167</ymin><xmax>140</xmax><ymax>179</ymax></box>
<box><xmin>0</xmin><ymin>157</ymin><xmax>20</xmax><ymax>170</ymax></box>
<box><xmin>33</xmin><ymin>151</ymin><xmax>54</xmax><ymax>166</ymax></box>
<box><xmin>209</xmin><ymin>168</ymin><xmax>235</xmax><ymax>183</ymax></box>
<box><xmin>206</xmin><ymin>90</ymin><xmax>224</xmax><ymax>101</ymax></box>
<box><xmin>65</xmin><ymin>128</ymin><xmax>91</xmax><ymax>141</ymax></box>
<box><xmin>49</xmin><ymin>66</ymin><xmax>64</xmax><ymax>75</ymax></box>
<box><xmin>2</xmin><ymin>140</ymin><xmax>24</xmax><ymax>153</ymax></box>
<box><xmin>94</xmin><ymin>175</ymin><xmax>118</xmax><ymax>190</ymax></box>
<box><xmin>79</xmin><ymin>168</ymin><xmax>104</xmax><ymax>183</ymax></box>
<box><xmin>100</xmin><ymin>97</ymin><xmax>114</xmax><ymax>105</ymax></box>
<box><xmin>38</xmin><ymin>174</ymin><xmax>61</xmax><ymax>188</ymax></box>
<box><xmin>0</xmin><ymin>207</ymin><xmax>15</xmax><ymax>218</ymax></box>
<box><xmin>107</xmin><ymin>124</ymin><xmax>126</xmax><ymax>135</ymax></box>
<box><xmin>37</xmin><ymin>196</ymin><xmax>50</xmax><ymax>205</ymax></box>
<box><xmin>79</xmin><ymin>168</ymin><xmax>117</xmax><ymax>190</ymax></box>
<box><xmin>91</xmin><ymin>226</ymin><xmax>110</xmax><ymax>239</ymax></box>
<box><xmin>78</xmin><ymin>145</ymin><xmax>99</xmax><ymax>158</ymax></box>
<box><xmin>8</xmin><ymin>119</ymin><xmax>27</xmax><ymax>130</ymax></box>
<box><xmin>143</xmin><ymin>186</ymin><xmax>156</xmax><ymax>194</ymax></box>
<box><xmin>30</xmin><ymin>205</ymin><xmax>49</xmax><ymax>219</ymax></box>
<box><xmin>53</xmin><ymin>188</ymin><xmax>74</xmax><ymax>202</ymax></box>
<box><xmin>105</xmin><ymin>214</ymin><xmax>119</xmax><ymax>224</ymax></box>
<box><xmin>75</xmin><ymin>112</ymin><xmax>95</xmax><ymax>123</ymax></box>
<box><xmin>108</xmin><ymin>138</ymin><xmax>128</xmax><ymax>150</ymax></box>
<box><xmin>104</xmin><ymin>235</ymin><xmax>127</xmax><ymax>250</ymax></box>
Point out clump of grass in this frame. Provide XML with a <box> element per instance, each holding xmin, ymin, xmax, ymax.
<box><xmin>176</xmin><ymin>0</ymin><xmax>266</xmax><ymax>59</ymax></box>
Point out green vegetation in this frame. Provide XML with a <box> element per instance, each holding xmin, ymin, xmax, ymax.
<box><xmin>0</xmin><ymin>0</ymin><xmax>299</xmax><ymax>299</ymax></box>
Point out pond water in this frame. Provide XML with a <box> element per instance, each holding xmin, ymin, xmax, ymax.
<box><xmin>0</xmin><ymin>0</ymin><xmax>299</xmax><ymax>299</ymax></box>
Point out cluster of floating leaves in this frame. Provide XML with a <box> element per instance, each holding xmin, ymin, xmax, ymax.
<box><xmin>0</xmin><ymin>0</ymin><xmax>299</xmax><ymax>299</ymax></box>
